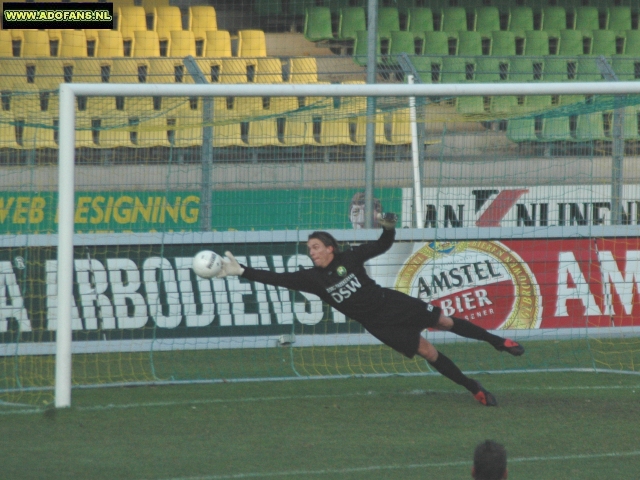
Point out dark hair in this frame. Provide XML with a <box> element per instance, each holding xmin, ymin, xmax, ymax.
<box><xmin>473</xmin><ymin>440</ymin><xmax>507</xmax><ymax>480</ymax></box>
<box><xmin>308</xmin><ymin>231</ymin><xmax>339</xmax><ymax>252</ymax></box>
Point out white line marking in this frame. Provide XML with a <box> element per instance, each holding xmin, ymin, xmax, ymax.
<box><xmin>150</xmin><ymin>450</ymin><xmax>640</xmax><ymax>480</ymax></box>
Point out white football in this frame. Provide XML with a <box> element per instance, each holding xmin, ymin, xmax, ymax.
<box><xmin>192</xmin><ymin>250</ymin><xmax>223</xmax><ymax>279</ymax></box>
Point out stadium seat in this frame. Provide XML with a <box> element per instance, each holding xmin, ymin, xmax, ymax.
<box><xmin>508</xmin><ymin>7</ymin><xmax>533</xmax><ymax>38</ymax></box>
<box><xmin>440</xmin><ymin>56</ymin><xmax>471</xmax><ymax>83</ymax></box>
<box><xmin>247</xmin><ymin>119</ymin><xmax>280</xmax><ymax>146</ymax></box>
<box><xmin>540</xmin><ymin>117</ymin><xmax>572</xmax><ymax>142</ymax></box>
<box><xmin>237</xmin><ymin>30</ymin><xmax>267</xmax><ymax>57</ymax></box>
<box><xmin>441</xmin><ymin>7</ymin><xmax>468</xmax><ymax>34</ymax></box>
<box><xmin>623</xmin><ymin>30</ymin><xmax>640</xmax><ymax>55</ymax></box>
<box><xmin>281</xmin><ymin>119</ymin><xmax>315</xmax><ymax>146</ymax></box>
<box><xmin>320</xmin><ymin>118</ymin><xmax>358</xmax><ymax>146</ymax></box>
<box><xmin>221</xmin><ymin>59</ymin><xmax>250</xmax><ymax>83</ymax></box>
<box><xmin>95</xmin><ymin>113</ymin><xmax>133</xmax><ymax>148</ymax></box>
<box><xmin>169</xmin><ymin>31</ymin><xmax>196</xmax><ymax>57</ymax></box>
<box><xmin>574</xmin><ymin>6</ymin><xmax>601</xmax><ymax>34</ymax></box>
<box><xmin>147</xmin><ymin>58</ymin><xmax>186</xmax><ymax>83</ymax></box>
<box><xmin>353</xmin><ymin>30</ymin><xmax>381</xmax><ymax>67</ymax></box>
<box><xmin>409</xmin><ymin>56</ymin><xmax>436</xmax><ymax>83</ymax></box>
<box><xmin>132</xmin><ymin>31</ymin><xmax>160</xmax><ymax>57</ymax></box>
<box><xmin>22</xmin><ymin>113</ymin><xmax>59</xmax><ymax>149</ymax></box>
<box><xmin>591</xmin><ymin>30</ymin><xmax>617</xmax><ymax>56</ymax></box>
<box><xmin>154</xmin><ymin>6</ymin><xmax>183</xmax><ymax>55</ymax></box>
<box><xmin>491</xmin><ymin>31</ymin><xmax>516</xmax><ymax>56</ymax></box>
<box><xmin>0</xmin><ymin>31</ymin><xmax>12</xmax><ymax>57</ymax></box>
<box><xmin>489</xmin><ymin>94</ymin><xmax>520</xmax><ymax>116</ymax></box>
<box><xmin>59</xmin><ymin>30</ymin><xmax>88</xmax><ymax>57</ymax></box>
<box><xmin>407</xmin><ymin>8</ymin><xmax>434</xmax><ymax>37</ymax></box>
<box><xmin>475</xmin><ymin>57</ymin><xmax>508</xmax><ymax>82</ymax></box>
<box><xmin>118</xmin><ymin>6</ymin><xmax>148</xmax><ymax>42</ymax></box>
<box><xmin>457</xmin><ymin>30</ymin><xmax>483</xmax><ymax>56</ymax></box>
<box><xmin>108</xmin><ymin>58</ymin><xmax>145</xmax><ymax>83</ymax></box>
<box><xmin>558</xmin><ymin>29</ymin><xmax>585</xmax><ymax>55</ymax></box>
<box><xmin>523</xmin><ymin>30</ymin><xmax>550</xmax><ymax>56</ymax></box>
<box><xmin>96</xmin><ymin>30</ymin><xmax>125</xmax><ymax>57</ymax></box>
<box><xmin>204</xmin><ymin>30</ymin><xmax>232</xmax><ymax>57</ymax></box>
<box><xmin>288</xmin><ymin>0</ymin><xmax>318</xmax><ymax>17</ymax></box>
<box><xmin>29</xmin><ymin>59</ymin><xmax>74</xmax><ymax>90</ymax></box>
<box><xmin>423</xmin><ymin>31</ymin><xmax>451</xmax><ymax>55</ymax></box>
<box><xmin>623</xmin><ymin>107</ymin><xmax>640</xmax><ymax>140</ymax></box>
<box><xmin>213</xmin><ymin>122</ymin><xmax>244</xmax><ymax>147</ymax></box>
<box><xmin>73</xmin><ymin>59</ymin><xmax>106</xmax><ymax>83</ymax></box>
<box><xmin>611</xmin><ymin>56</ymin><xmax>640</xmax><ymax>81</ymax></box>
<box><xmin>22</xmin><ymin>30</ymin><xmax>51</xmax><ymax>57</ymax></box>
<box><xmin>304</xmin><ymin>7</ymin><xmax>334</xmax><ymax>42</ymax></box>
<box><xmin>540</xmin><ymin>7</ymin><xmax>568</xmax><ymax>38</ymax></box>
<box><xmin>134</xmin><ymin>115</ymin><xmax>175</xmax><ymax>147</ymax></box>
<box><xmin>172</xmin><ymin>117</ymin><xmax>202</xmax><ymax>147</ymax></box>
<box><xmin>0</xmin><ymin>114</ymin><xmax>20</xmax><ymax>149</ymax></box>
<box><xmin>574</xmin><ymin>112</ymin><xmax>608</xmax><ymax>142</ymax></box>
<box><xmin>338</xmin><ymin>8</ymin><xmax>366</xmax><ymax>41</ymax></box>
<box><xmin>389</xmin><ymin>31</ymin><xmax>419</xmax><ymax>57</ymax></box>
<box><xmin>456</xmin><ymin>96</ymin><xmax>485</xmax><ymax>115</ymax></box>
<box><xmin>506</xmin><ymin>118</ymin><xmax>537</xmax><ymax>143</ymax></box>
<box><xmin>544</xmin><ymin>57</ymin><xmax>577</xmax><ymax>82</ymax></box>
<box><xmin>607</xmin><ymin>7</ymin><xmax>632</xmax><ymax>34</ymax></box>
<box><xmin>509</xmin><ymin>57</ymin><xmax>543</xmax><ymax>83</ymax></box>
<box><xmin>289</xmin><ymin>57</ymin><xmax>320</xmax><ymax>83</ymax></box>
<box><xmin>474</xmin><ymin>7</ymin><xmax>500</xmax><ymax>34</ymax></box>
<box><xmin>378</xmin><ymin>8</ymin><xmax>401</xmax><ymax>40</ymax></box>
<box><xmin>255</xmin><ymin>58</ymin><xmax>283</xmax><ymax>83</ymax></box>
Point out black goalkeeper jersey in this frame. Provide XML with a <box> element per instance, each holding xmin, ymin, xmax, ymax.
<box><xmin>241</xmin><ymin>229</ymin><xmax>432</xmax><ymax>328</ymax></box>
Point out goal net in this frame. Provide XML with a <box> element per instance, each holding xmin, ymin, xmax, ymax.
<box><xmin>1</xmin><ymin>55</ymin><xmax>640</xmax><ymax>408</ymax></box>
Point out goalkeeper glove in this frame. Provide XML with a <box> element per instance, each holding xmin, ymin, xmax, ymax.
<box><xmin>217</xmin><ymin>251</ymin><xmax>245</xmax><ymax>278</ymax></box>
<box><xmin>377</xmin><ymin>212</ymin><xmax>398</xmax><ymax>230</ymax></box>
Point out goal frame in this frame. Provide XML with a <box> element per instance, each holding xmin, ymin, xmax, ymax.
<box><xmin>56</xmin><ymin>81</ymin><xmax>640</xmax><ymax>407</ymax></box>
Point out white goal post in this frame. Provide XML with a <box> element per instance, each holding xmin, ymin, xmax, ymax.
<box><xmin>56</xmin><ymin>81</ymin><xmax>640</xmax><ymax>408</ymax></box>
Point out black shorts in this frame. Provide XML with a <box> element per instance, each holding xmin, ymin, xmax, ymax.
<box><xmin>357</xmin><ymin>289</ymin><xmax>442</xmax><ymax>359</ymax></box>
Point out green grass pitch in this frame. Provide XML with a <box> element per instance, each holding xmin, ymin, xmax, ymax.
<box><xmin>1</xmin><ymin>370</ymin><xmax>639</xmax><ymax>479</ymax></box>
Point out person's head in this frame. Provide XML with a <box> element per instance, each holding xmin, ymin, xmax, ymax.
<box><xmin>472</xmin><ymin>440</ymin><xmax>507</xmax><ymax>480</ymax></box>
<box><xmin>349</xmin><ymin>192</ymin><xmax>382</xmax><ymax>229</ymax></box>
<box><xmin>307</xmin><ymin>231</ymin><xmax>339</xmax><ymax>268</ymax></box>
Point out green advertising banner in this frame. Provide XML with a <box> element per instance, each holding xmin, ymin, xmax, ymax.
<box><xmin>0</xmin><ymin>189</ymin><xmax>401</xmax><ymax>234</ymax></box>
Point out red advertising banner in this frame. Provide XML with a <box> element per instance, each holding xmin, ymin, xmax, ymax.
<box><xmin>385</xmin><ymin>238</ymin><xmax>640</xmax><ymax>330</ymax></box>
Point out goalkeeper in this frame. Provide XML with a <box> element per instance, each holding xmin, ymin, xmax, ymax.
<box><xmin>218</xmin><ymin>212</ymin><xmax>524</xmax><ymax>407</ymax></box>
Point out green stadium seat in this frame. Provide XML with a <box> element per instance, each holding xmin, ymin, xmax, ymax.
<box><xmin>509</xmin><ymin>57</ymin><xmax>543</xmax><ymax>83</ymax></box>
<box><xmin>389</xmin><ymin>31</ymin><xmax>419</xmax><ymax>57</ymax></box>
<box><xmin>541</xmin><ymin>7</ymin><xmax>568</xmax><ymax>38</ymax></box>
<box><xmin>441</xmin><ymin>7</ymin><xmax>468</xmax><ymax>34</ymax></box>
<box><xmin>607</xmin><ymin>7</ymin><xmax>632</xmax><ymax>34</ymax></box>
<box><xmin>576</xmin><ymin>56</ymin><xmax>604</xmax><ymax>82</ymax></box>
<box><xmin>475</xmin><ymin>58</ymin><xmax>508</xmax><ymax>82</ymax></box>
<box><xmin>288</xmin><ymin>0</ymin><xmax>317</xmax><ymax>17</ymax></box>
<box><xmin>395</xmin><ymin>0</ymin><xmax>416</xmax><ymax>15</ymax></box>
<box><xmin>491</xmin><ymin>31</ymin><xmax>516</xmax><ymax>56</ymax></box>
<box><xmin>506</xmin><ymin>118</ymin><xmax>537</xmax><ymax>143</ymax></box>
<box><xmin>353</xmin><ymin>30</ymin><xmax>381</xmax><ymax>66</ymax></box>
<box><xmin>611</xmin><ymin>55</ymin><xmax>640</xmax><ymax>81</ymax></box>
<box><xmin>591</xmin><ymin>30</ymin><xmax>617</xmax><ymax>56</ymax></box>
<box><xmin>558</xmin><ymin>29</ymin><xmax>585</xmax><ymax>56</ymax></box>
<box><xmin>423</xmin><ymin>31</ymin><xmax>450</xmax><ymax>55</ymax></box>
<box><xmin>304</xmin><ymin>7</ymin><xmax>334</xmax><ymax>42</ymax></box>
<box><xmin>440</xmin><ymin>56</ymin><xmax>471</xmax><ymax>83</ymax></box>
<box><xmin>473</xmin><ymin>7</ymin><xmax>500</xmax><ymax>33</ymax></box>
<box><xmin>507</xmin><ymin>7</ymin><xmax>533</xmax><ymax>38</ymax></box>
<box><xmin>623</xmin><ymin>30</ymin><xmax>640</xmax><ymax>55</ymax></box>
<box><xmin>623</xmin><ymin>107</ymin><xmax>640</xmax><ymax>140</ymax></box>
<box><xmin>338</xmin><ymin>8</ymin><xmax>366</xmax><ymax>41</ymax></box>
<box><xmin>407</xmin><ymin>8</ymin><xmax>434</xmax><ymax>37</ymax></box>
<box><xmin>328</xmin><ymin>0</ymin><xmax>350</xmax><ymax>14</ymax></box>
<box><xmin>544</xmin><ymin>57</ymin><xmax>577</xmax><ymax>82</ymax></box>
<box><xmin>457</xmin><ymin>31</ymin><xmax>483</xmax><ymax>56</ymax></box>
<box><xmin>456</xmin><ymin>96</ymin><xmax>485</xmax><ymax>115</ymax></box>
<box><xmin>409</xmin><ymin>56</ymin><xmax>436</xmax><ymax>83</ymax></box>
<box><xmin>489</xmin><ymin>94</ymin><xmax>520</xmax><ymax>116</ymax></box>
<box><xmin>378</xmin><ymin>8</ymin><xmax>400</xmax><ymax>40</ymax></box>
<box><xmin>525</xmin><ymin>94</ymin><xmax>552</xmax><ymax>112</ymax></box>
<box><xmin>523</xmin><ymin>30</ymin><xmax>550</xmax><ymax>56</ymax></box>
<box><xmin>574</xmin><ymin>112</ymin><xmax>608</xmax><ymax>142</ymax></box>
<box><xmin>574</xmin><ymin>6</ymin><xmax>601</xmax><ymax>35</ymax></box>
<box><xmin>540</xmin><ymin>117</ymin><xmax>572</xmax><ymax>142</ymax></box>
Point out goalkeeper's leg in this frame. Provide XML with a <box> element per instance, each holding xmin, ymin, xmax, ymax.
<box><xmin>417</xmin><ymin>338</ymin><xmax>497</xmax><ymax>406</ymax></box>
<box><xmin>435</xmin><ymin>313</ymin><xmax>525</xmax><ymax>356</ymax></box>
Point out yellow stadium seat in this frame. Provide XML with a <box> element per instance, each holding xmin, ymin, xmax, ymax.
<box><xmin>118</xmin><ymin>6</ymin><xmax>148</xmax><ymax>42</ymax></box>
<box><xmin>190</xmin><ymin>6</ymin><xmax>217</xmax><ymax>41</ymax></box>
<box><xmin>195</xmin><ymin>58</ymin><xmax>248</xmax><ymax>83</ymax></box>
<box><xmin>247</xmin><ymin>118</ymin><xmax>280</xmax><ymax>146</ymax></box>
<box><xmin>213</xmin><ymin>122</ymin><xmax>244</xmax><ymax>147</ymax></box>
<box><xmin>281</xmin><ymin>119</ymin><xmax>314</xmax><ymax>146</ymax></box>
<box><xmin>22</xmin><ymin>30</ymin><xmax>51</xmax><ymax>57</ymax></box>
<box><xmin>203</xmin><ymin>30</ymin><xmax>232</xmax><ymax>58</ymax></box>
<box><xmin>141</xmin><ymin>0</ymin><xmax>170</xmax><ymax>15</ymax></box>
<box><xmin>108</xmin><ymin>58</ymin><xmax>146</xmax><ymax>83</ymax></box>
<box><xmin>319</xmin><ymin>118</ymin><xmax>356</xmax><ymax>145</ymax></box>
<box><xmin>74</xmin><ymin>116</ymin><xmax>99</xmax><ymax>148</ymax></box>
<box><xmin>255</xmin><ymin>58</ymin><xmax>283</xmax><ymax>83</ymax></box>
<box><xmin>59</xmin><ymin>30</ymin><xmax>88</xmax><ymax>57</ymax></box>
<box><xmin>0</xmin><ymin>31</ymin><xmax>13</xmax><ymax>57</ymax></box>
<box><xmin>237</xmin><ymin>30</ymin><xmax>267</xmax><ymax>57</ymax></box>
<box><xmin>154</xmin><ymin>6</ymin><xmax>183</xmax><ymax>41</ymax></box>
<box><xmin>28</xmin><ymin>59</ymin><xmax>75</xmax><ymax>90</ymax></box>
<box><xmin>0</xmin><ymin>114</ymin><xmax>20</xmax><ymax>149</ymax></box>
<box><xmin>73</xmin><ymin>59</ymin><xmax>107</xmax><ymax>83</ymax></box>
<box><xmin>134</xmin><ymin>115</ymin><xmax>175</xmax><ymax>147</ymax></box>
<box><xmin>22</xmin><ymin>113</ymin><xmax>59</xmax><ymax>149</ymax></box>
<box><xmin>95</xmin><ymin>112</ymin><xmax>133</xmax><ymax>147</ymax></box>
<box><xmin>96</xmin><ymin>30</ymin><xmax>125</xmax><ymax>57</ymax></box>
<box><xmin>170</xmin><ymin>30</ymin><xmax>196</xmax><ymax>57</ymax></box>
<box><xmin>132</xmin><ymin>31</ymin><xmax>160</xmax><ymax>57</ymax></box>
<box><xmin>288</xmin><ymin>57</ymin><xmax>320</xmax><ymax>83</ymax></box>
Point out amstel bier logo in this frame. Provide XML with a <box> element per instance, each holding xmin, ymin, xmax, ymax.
<box><xmin>394</xmin><ymin>241</ymin><xmax>541</xmax><ymax>329</ymax></box>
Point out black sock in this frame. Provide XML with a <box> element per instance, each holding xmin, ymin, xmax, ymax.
<box><xmin>450</xmin><ymin>317</ymin><xmax>504</xmax><ymax>348</ymax></box>
<box><xmin>428</xmin><ymin>352</ymin><xmax>478</xmax><ymax>393</ymax></box>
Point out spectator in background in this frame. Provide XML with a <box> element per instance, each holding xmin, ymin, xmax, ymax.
<box><xmin>349</xmin><ymin>192</ymin><xmax>382</xmax><ymax>229</ymax></box>
<box><xmin>473</xmin><ymin>440</ymin><xmax>508</xmax><ymax>480</ymax></box>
